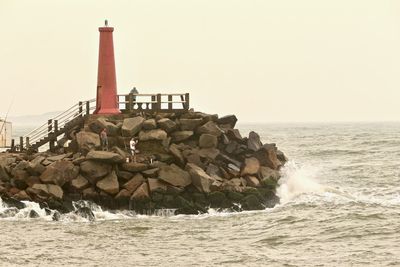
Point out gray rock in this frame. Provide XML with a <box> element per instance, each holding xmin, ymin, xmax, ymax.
<box><xmin>32</xmin><ymin>184</ymin><xmax>64</xmax><ymax>199</ymax></box>
<box><xmin>131</xmin><ymin>182</ymin><xmax>150</xmax><ymax>200</ymax></box>
<box><xmin>121</xmin><ymin>116</ymin><xmax>144</xmax><ymax>137</ymax></box>
<box><xmin>254</xmin><ymin>144</ymin><xmax>282</xmax><ymax>170</ymax></box>
<box><xmin>185</xmin><ymin>163</ymin><xmax>215</xmax><ymax>193</ymax></box>
<box><xmin>157</xmin><ymin>118</ymin><xmax>177</xmax><ymax>133</ymax></box>
<box><xmin>196</xmin><ymin>121</ymin><xmax>223</xmax><ymax>137</ymax></box>
<box><xmin>89</xmin><ymin>117</ymin><xmax>119</xmax><ymax>136</ymax></box>
<box><xmin>247</xmin><ymin>131</ymin><xmax>262</xmax><ymax>152</ymax></box>
<box><xmin>80</xmin><ymin>160</ymin><xmax>112</xmax><ymax>184</ymax></box>
<box><xmin>169</xmin><ymin>144</ymin><xmax>185</xmax><ymax>165</ymax></box>
<box><xmin>121</xmin><ymin>162</ymin><xmax>148</xmax><ymax>172</ymax></box>
<box><xmin>142</xmin><ymin>119</ymin><xmax>157</xmax><ymax>130</ymax></box>
<box><xmin>199</xmin><ymin>134</ymin><xmax>218</xmax><ymax>148</ymax></box>
<box><xmin>170</xmin><ymin>131</ymin><xmax>194</xmax><ymax>142</ymax></box>
<box><xmin>245</xmin><ymin>176</ymin><xmax>261</xmax><ymax>187</ymax></box>
<box><xmin>158</xmin><ymin>164</ymin><xmax>191</xmax><ymax>187</ymax></box>
<box><xmin>148</xmin><ymin>178</ymin><xmax>167</xmax><ymax>193</ymax></box>
<box><xmin>259</xmin><ymin>166</ymin><xmax>281</xmax><ymax>181</ymax></box>
<box><xmin>198</xmin><ymin>148</ymin><xmax>220</xmax><ymax>160</ymax></box>
<box><xmin>71</xmin><ymin>175</ymin><xmax>90</xmax><ymax>190</ymax></box>
<box><xmin>40</xmin><ymin>161</ymin><xmax>79</xmax><ymax>186</ymax></box>
<box><xmin>86</xmin><ymin>150</ymin><xmax>124</xmax><ymax>163</ymax></box>
<box><xmin>76</xmin><ymin>132</ymin><xmax>100</xmax><ymax>152</ymax></box>
<box><xmin>139</xmin><ymin>129</ymin><xmax>168</xmax><ymax>141</ymax></box>
<box><xmin>96</xmin><ymin>171</ymin><xmax>119</xmax><ymax>195</ymax></box>
<box><xmin>217</xmin><ymin>115</ymin><xmax>238</xmax><ymax>128</ymax></box>
<box><xmin>179</xmin><ymin>118</ymin><xmax>203</xmax><ymax>131</ymax></box>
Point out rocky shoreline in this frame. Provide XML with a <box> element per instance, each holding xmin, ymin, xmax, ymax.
<box><xmin>0</xmin><ymin>110</ymin><xmax>287</xmax><ymax>217</ymax></box>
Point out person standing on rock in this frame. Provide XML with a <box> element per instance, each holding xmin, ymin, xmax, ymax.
<box><xmin>100</xmin><ymin>128</ymin><xmax>108</xmax><ymax>151</ymax></box>
<box><xmin>129</xmin><ymin>137</ymin><xmax>138</xmax><ymax>162</ymax></box>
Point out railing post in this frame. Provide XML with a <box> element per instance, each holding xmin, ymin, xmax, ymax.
<box><xmin>157</xmin><ymin>94</ymin><xmax>162</xmax><ymax>111</ymax></box>
<box><xmin>86</xmin><ymin>101</ymin><xmax>90</xmax><ymax>115</ymax></box>
<box><xmin>79</xmin><ymin>101</ymin><xmax>83</xmax><ymax>117</ymax></box>
<box><xmin>129</xmin><ymin>93</ymin><xmax>133</xmax><ymax>112</ymax></box>
<box><xmin>19</xmin><ymin>136</ymin><xmax>23</xmax><ymax>151</ymax></box>
<box><xmin>185</xmin><ymin>93</ymin><xmax>190</xmax><ymax>110</ymax></box>
<box><xmin>11</xmin><ymin>139</ymin><xmax>15</xmax><ymax>151</ymax></box>
<box><xmin>48</xmin><ymin>119</ymin><xmax>54</xmax><ymax>151</ymax></box>
<box><xmin>54</xmin><ymin>120</ymin><xmax>58</xmax><ymax>134</ymax></box>
<box><xmin>26</xmin><ymin>137</ymin><xmax>30</xmax><ymax>150</ymax></box>
<box><xmin>151</xmin><ymin>95</ymin><xmax>156</xmax><ymax>110</ymax></box>
<box><xmin>168</xmin><ymin>95</ymin><xmax>173</xmax><ymax>110</ymax></box>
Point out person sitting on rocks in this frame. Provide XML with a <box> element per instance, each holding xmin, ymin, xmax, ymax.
<box><xmin>100</xmin><ymin>128</ymin><xmax>108</xmax><ymax>151</ymax></box>
<box><xmin>129</xmin><ymin>137</ymin><xmax>138</xmax><ymax>162</ymax></box>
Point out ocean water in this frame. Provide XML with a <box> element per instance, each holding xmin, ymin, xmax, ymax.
<box><xmin>1</xmin><ymin>122</ymin><xmax>400</xmax><ymax>266</ymax></box>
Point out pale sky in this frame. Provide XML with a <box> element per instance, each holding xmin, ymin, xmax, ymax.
<box><xmin>0</xmin><ymin>0</ymin><xmax>400</xmax><ymax>122</ymax></box>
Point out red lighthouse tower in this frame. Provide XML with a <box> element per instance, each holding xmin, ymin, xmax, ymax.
<box><xmin>94</xmin><ymin>20</ymin><xmax>121</xmax><ymax>114</ymax></box>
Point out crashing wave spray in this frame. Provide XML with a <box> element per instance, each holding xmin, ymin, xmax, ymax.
<box><xmin>277</xmin><ymin>161</ymin><xmax>325</xmax><ymax>204</ymax></box>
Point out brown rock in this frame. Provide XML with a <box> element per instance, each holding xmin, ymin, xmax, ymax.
<box><xmin>148</xmin><ymin>178</ymin><xmax>167</xmax><ymax>193</ymax></box>
<box><xmin>26</xmin><ymin>176</ymin><xmax>41</xmax><ymax>187</ymax></box>
<box><xmin>179</xmin><ymin>118</ymin><xmax>203</xmax><ymax>131</ymax></box>
<box><xmin>185</xmin><ymin>163</ymin><xmax>215</xmax><ymax>193</ymax></box>
<box><xmin>14</xmin><ymin>190</ymin><xmax>31</xmax><ymax>201</ymax></box>
<box><xmin>245</xmin><ymin>176</ymin><xmax>261</xmax><ymax>187</ymax></box>
<box><xmin>86</xmin><ymin>150</ymin><xmax>124</xmax><ymax>163</ymax></box>
<box><xmin>254</xmin><ymin>144</ymin><xmax>282</xmax><ymax>170</ymax></box>
<box><xmin>143</xmin><ymin>119</ymin><xmax>157</xmax><ymax>130</ymax></box>
<box><xmin>247</xmin><ymin>131</ymin><xmax>263</xmax><ymax>152</ymax></box>
<box><xmin>115</xmin><ymin>189</ymin><xmax>131</xmax><ymax>200</ymax></box>
<box><xmin>170</xmin><ymin>131</ymin><xmax>194</xmax><ymax>142</ymax></box>
<box><xmin>259</xmin><ymin>166</ymin><xmax>281</xmax><ymax>181</ymax></box>
<box><xmin>139</xmin><ymin>129</ymin><xmax>168</xmax><ymax>141</ymax></box>
<box><xmin>71</xmin><ymin>175</ymin><xmax>90</xmax><ymax>190</ymax></box>
<box><xmin>199</xmin><ymin>134</ymin><xmax>218</xmax><ymax>148</ymax></box>
<box><xmin>121</xmin><ymin>162</ymin><xmax>148</xmax><ymax>172</ymax></box>
<box><xmin>131</xmin><ymin>182</ymin><xmax>150</xmax><ymax>200</ymax></box>
<box><xmin>198</xmin><ymin>148</ymin><xmax>220</xmax><ymax>160</ymax></box>
<box><xmin>32</xmin><ymin>184</ymin><xmax>64</xmax><ymax>199</ymax></box>
<box><xmin>226</xmin><ymin>129</ymin><xmax>243</xmax><ymax>142</ymax></box>
<box><xmin>40</xmin><ymin>161</ymin><xmax>79</xmax><ymax>186</ymax></box>
<box><xmin>157</xmin><ymin>118</ymin><xmax>177</xmax><ymax>133</ymax></box>
<box><xmin>80</xmin><ymin>160</ymin><xmax>112</xmax><ymax>184</ymax></box>
<box><xmin>96</xmin><ymin>171</ymin><xmax>119</xmax><ymax>195</ymax></box>
<box><xmin>158</xmin><ymin>164</ymin><xmax>191</xmax><ymax>187</ymax></box>
<box><xmin>169</xmin><ymin>144</ymin><xmax>185</xmax><ymax>165</ymax></box>
<box><xmin>117</xmin><ymin>170</ymin><xmax>134</xmax><ymax>181</ymax></box>
<box><xmin>121</xmin><ymin>116</ymin><xmax>144</xmax><ymax>137</ymax></box>
<box><xmin>196</xmin><ymin>121</ymin><xmax>223</xmax><ymax>137</ymax></box>
<box><xmin>141</xmin><ymin>168</ymin><xmax>159</xmax><ymax>178</ymax></box>
<box><xmin>123</xmin><ymin>173</ymin><xmax>145</xmax><ymax>193</ymax></box>
<box><xmin>217</xmin><ymin>115</ymin><xmax>238</xmax><ymax>128</ymax></box>
<box><xmin>241</xmin><ymin>157</ymin><xmax>260</xmax><ymax>176</ymax></box>
<box><xmin>76</xmin><ymin>132</ymin><xmax>100</xmax><ymax>152</ymax></box>
<box><xmin>82</xmin><ymin>187</ymin><xmax>98</xmax><ymax>199</ymax></box>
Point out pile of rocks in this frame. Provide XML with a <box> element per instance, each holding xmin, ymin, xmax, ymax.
<box><xmin>0</xmin><ymin>110</ymin><xmax>287</xmax><ymax>214</ymax></box>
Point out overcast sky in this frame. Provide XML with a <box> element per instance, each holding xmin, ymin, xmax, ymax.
<box><xmin>1</xmin><ymin>0</ymin><xmax>400</xmax><ymax>122</ymax></box>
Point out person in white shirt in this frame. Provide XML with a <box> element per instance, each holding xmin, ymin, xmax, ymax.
<box><xmin>129</xmin><ymin>138</ymin><xmax>138</xmax><ymax>162</ymax></box>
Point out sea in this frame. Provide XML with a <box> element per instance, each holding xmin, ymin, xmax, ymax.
<box><xmin>1</xmin><ymin>122</ymin><xmax>400</xmax><ymax>266</ymax></box>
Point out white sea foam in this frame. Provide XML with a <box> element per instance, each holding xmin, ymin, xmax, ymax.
<box><xmin>277</xmin><ymin>161</ymin><xmax>326</xmax><ymax>204</ymax></box>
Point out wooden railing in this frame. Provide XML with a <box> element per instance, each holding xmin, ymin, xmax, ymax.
<box><xmin>117</xmin><ymin>93</ymin><xmax>189</xmax><ymax>112</ymax></box>
<box><xmin>21</xmin><ymin>99</ymin><xmax>96</xmax><ymax>151</ymax></box>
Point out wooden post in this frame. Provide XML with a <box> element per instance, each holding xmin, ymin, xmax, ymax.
<box><xmin>48</xmin><ymin>119</ymin><xmax>54</xmax><ymax>151</ymax></box>
<box><xmin>20</xmin><ymin>136</ymin><xmax>23</xmax><ymax>150</ymax></box>
<box><xmin>26</xmin><ymin>137</ymin><xmax>30</xmax><ymax>149</ymax></box>
<box><xmin>151</xmin><ymin>95</ymin><xmax>156</xmax><ymax>110</ymax></box>
<box><xmin>168</xmin><ymin>95</ymin><xmax>173</xmax><ymax>110</ymax></box>
<box><xmin>11</xmin><ymin>139</ymin><xmax>14</xmax><ymax>151</ymax></box>
<box><xmin>86</xmin><ymin>101</ymin><xmax>90</xmax><ymax>115</ymax></box>
<box><xmin>54</xmin><ymin>120</ymin><xmax>58</xmax><ymax>134</ymax></box>
<box><xmin>129</xmin><ymin>94</ymin><xmax>133</xmax><ymax>112</ymax></box>
<box><xmin>79</xmin><ymin>101</ymin><xmax>83</xmax><ymax>116</ymax></box>
<box><xmin>185</xmin><ymin>93</ymin><xmax>190</xmax><ymax>110</ymax></box>
<box><xmin>157</xmin><ymin>94</ymin><xmax>162</xmax><ymax>111</ymax></box>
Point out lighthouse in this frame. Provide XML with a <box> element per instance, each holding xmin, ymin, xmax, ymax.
<box><xmin>94</xmin><ymin>20</ymin><xmax>121</xmax><ymax>114</ymax></box>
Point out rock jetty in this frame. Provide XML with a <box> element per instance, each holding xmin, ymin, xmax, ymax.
<box><xmin>0</xmin><ymin>110</ymin><xmax>287</xmax><ymax>215</ymax></box>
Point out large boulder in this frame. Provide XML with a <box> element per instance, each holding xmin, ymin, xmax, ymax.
<box><xmin>158</xmin><ymin>164</ymin><xmax>191</xmax><ymax>187</ymax></box>
<box><xmin>241</xmin><ymin>157</ymin><xmax>260</xmax><ymax>176</ymax></box>
<box><xmin>80</xmin><ymin>160</ymin><xmax>112</xmax><ymax>184</ymax></box>
<box><xmin>121</xmin><ymin>116</ymin><xmax>144</xmax><ymax>137</ymax></box>
<box><xmin>76</xmin><ymin>132</ymin><xmax>100</xmax><ymax>152</ymax></box>
<box><xmin>148</xmin><ymin>178</ymin><xmax>167</xmax><ymax>193</ymax></box>
<box><xmin>247</xmin><ymin>131</ymin><xmax>263</xmax><ymax>152</ymax></box>
<box><xmin>89</xmin><ymin>117</ymin><xmax>119</xmax><ymax>136</ymax></box>
<box><xmin>123</xmin><ymin>173</ymin><xmax>145</xmax><ymax>193</ymax></box>
<box><xmin>196</xmin><ymin>121</ymin><xmax>223</xmax><ymax>137</ymax></box>
<box><xmin>259</xmin><ymin>166</ymin><xmax>281</xmax><ymax>180</ymax></box>
<box><xmin>185</xmin><ymin>163</ymin><xmax>215</xmax><ymax>193</ymax></box>
<box><xmin>86</xmin><ymin>150</ymin><xmax>124</xmax><ymax>163</ymax></box>
<box><xmin>96</xmin><ymin>171</ymin><xmax>119</xmax><ymax>195</ymax></box>
<box><xmin>170</xmin><ymin>131</ymin><xmax>193</xmax><ymax>142</ymax></box>
<box><xmin>254</xmin><ymin>144</ymin><xmax>282</xmax><ymax>170</ymax></box>
<box><xmin>157</xmin><ymin>118</ymin><xmax>177</xmax><ymax>133</ymax></box>
<box><xmin>142</xmin><ymin>119</ymin><xmax>157</xmax><ymax>130</ymax></box>
<box><xmin>70</xmin><ymin>175</ymin><xmax>90</xmax><ymax>191</ymax></box>
<box><xmin>32</xmin><ymin>184</ymin><xmax>64</xmax><ymax>199</ymax></box>
<box><xmin>199</xmin><ymin>134</ymin><xmax>218</xmax><ymax>148</ymax></box>
<box><xmin>40</xmin><ymin>161</ymin><xmax>79</xmax><ymax>186</ymax></box>
<box><xmin>179</xmin><ymin>118</ymin><xmax>203</xmax><ymax>131</ymax></box>
<box><xmin>131</xmin><ymin>182</ymin><xmax>150</xmax><ymax>200</ymax></box>
<box><xmin>27</xmin><ymin>156</ymin><xmax>46</xmax><ymax>175</ymax></box>
<box><xmin>139</xmin><ymin>129</ymin><xmax>168</xmax><ymax>141</ymax></box>
<box><xmin>168</xmin><ymin>144</ymin><xmax>185</xmax><ymax>165</ymax></box>
<box><xmin>217</xmin><ymin>115</ymin><xmax>237</xmax><ymax>128</ymax></box>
